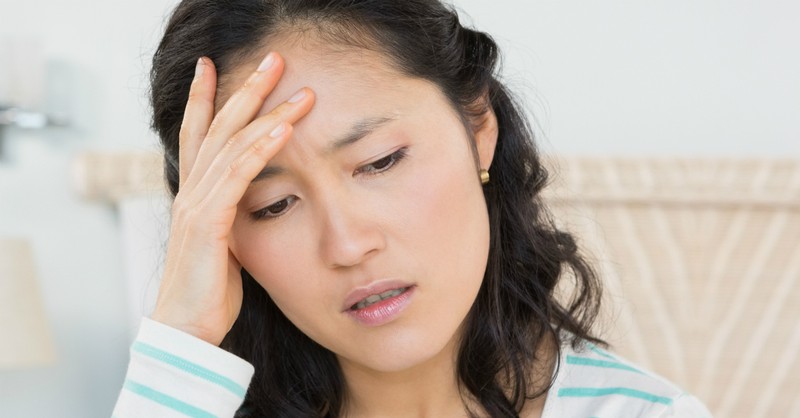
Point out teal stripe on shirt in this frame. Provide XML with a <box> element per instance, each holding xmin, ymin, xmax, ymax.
<box><xmin>558</xmin><ymin>387</ymin><xmax>674</xmax><ymax>405</ymax></box>
<box><xmin>124</xmin><ymin>379</ymin><xmax>216</xmax><ymax>418</ymax></box>
<box><xmin>566</xmin><ymin>355</ymin><xmax>644</xmax><ymax>374</ymax></box>
<box><xmin>585</xmin><ymin>343</ymin><xmax>616</xmax><ymax>360</ymax></box>
<box><xmin>132</xmin><ymin>341</ymin><xmax>246</xmax><ymax>397</ymax></box>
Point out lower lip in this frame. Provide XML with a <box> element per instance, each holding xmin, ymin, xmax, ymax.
<box><xmin>346</xmin><ymin>286</ymin><xmax>415</xmax><ymax>327</ymax></box>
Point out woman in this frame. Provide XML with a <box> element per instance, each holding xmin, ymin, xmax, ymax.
<box><xmin>113</xmin><ymin>0</ymin><xmax>712</xmax><ymax>417</ymax></box>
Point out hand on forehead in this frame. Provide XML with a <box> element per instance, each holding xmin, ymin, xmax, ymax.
<box><xmin>217</xmin><ymin>40</ymin><xmax>404</xmax><ymax>118</ymax></box>
<box><xmin>215</xmin><ymin>43</ymin><xmax>448</xmax><ymax>160</ymax></box>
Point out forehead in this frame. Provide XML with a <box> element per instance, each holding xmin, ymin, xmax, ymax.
<box><xmin>215</xmin><ymin>36</ymin><xmax>462</xmax><ymax>160</ymax></box>
<box><xmin>218</xmin><ymin>36</ymin><xmax>421</xmax><ymax>116</ymax></box>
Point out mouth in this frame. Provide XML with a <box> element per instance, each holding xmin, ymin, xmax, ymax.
<box><xmin>350</xmin><ymin>286</ymin><xmax>412</xmax><ymax>311</ymax></box>
<box><xmin>343</xmin><ymin>281</ymin><xmax>416</xmax><ymax>327</ymax></box>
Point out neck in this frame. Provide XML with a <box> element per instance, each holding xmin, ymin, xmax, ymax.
<box><xmin>337</xmin><ymin>331</ymin><xmax>556</xmax><ymax>418</ymax></box>
<box><xmin>340</xmin><ymin>335</ymin><xmax>472</xmax><ymax>418</ymax></box>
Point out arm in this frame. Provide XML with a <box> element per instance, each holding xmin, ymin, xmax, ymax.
<box><xmin>112</xmin><ymin>52</ymin><xmax>312</xmax><ymax>417</ymax></box>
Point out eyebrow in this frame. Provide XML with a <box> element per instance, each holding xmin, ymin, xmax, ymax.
<box><xmin>251</xmin><ymin>116</ymin><xmax>396</xmax><ymax>183</ymax></box>
<box><xmin>325</xmin><ymin>116</ymin><xmax>396</xmax><ymax>154</ymax></box>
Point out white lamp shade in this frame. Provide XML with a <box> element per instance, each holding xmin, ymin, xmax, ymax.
<box><xmin>0</xmin><ymin>238</ymin><xmax>56</xmax><ymax>368</ymax></box>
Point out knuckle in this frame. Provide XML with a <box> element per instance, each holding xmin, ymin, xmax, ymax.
<box><xmin>225</xmin><ymin>157</ymin><xmax>244</xmax><ymax>180</ymax></box>
<box><xmin>252</xmin><ymin>106</ymin><xmax>290</xmax><ymax>131</ymax></box>
<box><xmin>240</xmin><ymin>77</ymin><xmax>271</xmax><ymax>103</ymax></box>
<box><xmin>237</xmin><ymin>79</ymin><xmax>258</xmax><ymax>98</ymax></box>
<box><xmin>223</xmin><ymin>133</ymin><xmax>242</xmax><ymax>151</ymax></box>
<box><xmin>249</xmin><ymin>136</ymin><xmax>270</xmax><ymax>157</ymax></box>
<box><xmin>269</xmin><ymin>102</ymin><xmax>291</xmax><ymax>118</ymax></box>
<box><xmin>239</xmin><ymin>77</ymin><xmax>255</xmax><ymax>92</ymax></box>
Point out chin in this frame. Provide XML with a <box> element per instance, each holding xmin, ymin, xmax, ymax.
<box><xmin>335</xmin><ymin>326</ymin><xmax>461</xmax><ymax>374</ymax></box>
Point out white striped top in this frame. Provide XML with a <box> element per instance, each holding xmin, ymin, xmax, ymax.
<box><xmin>543</xmin><ymin>340</ymin><xmax>713</xmax><ymax>417</ymax></box>
<box><xmin>113</xmin><ymin>318</ymin><xmax>713</xmax><ymax>417</ymax></box>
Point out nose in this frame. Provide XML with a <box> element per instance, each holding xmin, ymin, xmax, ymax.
<box><xmin>317</xmin><ymin>197</ymin><xmax>386</xmax><ymax>269</ymax></box>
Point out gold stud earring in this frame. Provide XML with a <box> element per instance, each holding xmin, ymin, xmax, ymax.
<box><xmin>479</xmin><ymin>169</ymin><xmax>490</xmax><ymax>184</ymax></box>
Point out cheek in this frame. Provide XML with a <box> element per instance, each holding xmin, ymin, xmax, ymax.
<box><xmin>231</xmin><ymin>224</ymin><xmax>318</xmax><ymax>306</ymax></box>
<box><xmin>389</xmin><ymin>148</ymin><xmax>490</xmax><ymax>319</ymax></box>
<box><xmin>235</xmin><ymin>228</ymin><xmax>337</xmax><ymax>339</ymax></box>
<box><xmin>400</xmin><ymin>146</ymin><xmax>487</xmax><ymax>253</ymax></box>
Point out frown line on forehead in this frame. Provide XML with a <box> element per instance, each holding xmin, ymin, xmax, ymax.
<box><xmin>251</xmin><ymin>115</ymin><xmax>396</xmax><ymax>183</ymax></box>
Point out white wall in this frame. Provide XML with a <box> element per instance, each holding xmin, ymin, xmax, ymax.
<box><xmin>0</xmin><ymin>1</ymin><xmax>179</xmax><ymax>417</ymax></box>
<box><xmin>453</xmin><ymin>0</ymin><xmax>800</xmax><ymax>156</ymax></box>
<box><xmin>0</xmin><ymin>0</ymin><xmax>797</xmax><ymax>416</ymax></box>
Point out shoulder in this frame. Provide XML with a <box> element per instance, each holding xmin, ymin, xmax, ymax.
<box><xmin>541</xmin><ymin>341</ymin><xmax>714</xmax><ymax>418</ymax></box>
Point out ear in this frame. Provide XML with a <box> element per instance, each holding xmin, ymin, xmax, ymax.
<box><xmin>474</xmin><ymin>106</ymin><xmax>499</xmax><ymax>171</ymax></box>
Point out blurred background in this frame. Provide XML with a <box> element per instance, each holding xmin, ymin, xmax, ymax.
<box><xmin>0</xmin><ymin>0</ymin><xmax>798</xmax><ymax>417</ymax></box>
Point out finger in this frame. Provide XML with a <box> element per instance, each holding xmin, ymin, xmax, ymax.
<box><xmin>208</xmin><ymin>88</ymin><xmax>313</xmax><ymax>173</ymax></box>
<box><xmin>191</xmin><ymin>89</ymin><xmax>314</xmax><ymax>209</ymax></box>
<box><xmin>225</xmin><ymin>122</ymin><xmax>295</xmax><ymax>195</ymax></box>
<box><xmin>199</xmin><ymin>122</ymin><xmax>296</xmax><ymax>220</ymax></box>
<box><xmin>178</xmin><ymin>57</ymin><xmax>217</xmax><ymax>186</ymax></box>
<box><xmin>192</xmin><ymin>52</ymin><xmax>286</xmax><ymax>178</ymax></box>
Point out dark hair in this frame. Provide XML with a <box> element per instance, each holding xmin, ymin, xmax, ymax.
<box><xmin>151</xmin><ymin>1</ymin><xmax>604</xmax><ymax>416</ymax></box>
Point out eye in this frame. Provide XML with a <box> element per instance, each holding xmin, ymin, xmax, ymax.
<box><xmin>355</xmin><ymin>148</ymin><xmax>408</xmax><ymax>176</ymax></box>
<box><xmin>251</xmin><ymin>195</ymin><xmax>297</xmax><ymax>221</ymax></box>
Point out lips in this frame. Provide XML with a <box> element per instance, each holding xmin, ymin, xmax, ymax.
<box><xmin>345</xmin><ymin>286</ymin><xmax>415</xmax><ymax>327</ymax></box>
<box><xmin>341</xmin><ymin>279</ymin><xmax>415</xmax><ymax>312</ymax></box>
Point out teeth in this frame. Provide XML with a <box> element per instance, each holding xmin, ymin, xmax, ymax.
<box><xmin>382</xmin><ymin>290</ymin><xmax>401</xmax><ymax>299</ymax></box>
<box><xmin>353</xmin><ymin>287</ymin><xmax>408</xmax><ymax>310</ymax></box>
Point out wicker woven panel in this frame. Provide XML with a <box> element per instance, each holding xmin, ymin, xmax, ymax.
<box><xmin>72</xmin><ymin>152</ymin><xmax>165</xmax><ymax>202</ymax></box>
<box><xmin>546</xmin><ymin>157</ymin><xmax>800</xmax><ymax>417</ymax></box>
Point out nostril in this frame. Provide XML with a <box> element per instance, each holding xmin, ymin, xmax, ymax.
<box><xmin>319</xmin><ymin>227</ymin><xmax>385</xmax><ymax>269</ymax></box>
<box><xmin>316</xmin><ymin>201</ymin><xmax>387</xmax><ymax>268</ymax></box>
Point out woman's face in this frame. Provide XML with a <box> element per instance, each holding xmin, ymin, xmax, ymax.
<box><xmin>228</xmin><ymin>39</ymin><xmax>497</xmax><ymax>374</ymax></box>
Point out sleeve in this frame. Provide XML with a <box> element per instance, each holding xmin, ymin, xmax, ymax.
<box><xmin>112</xmin><ymin>317</ymin><xmax>255</xmax><ymax>418</ymax></box>
<box><xmin>661</xmin><ymin>393</ymin><xmax>715</xmax><ymax>418</ymax></box>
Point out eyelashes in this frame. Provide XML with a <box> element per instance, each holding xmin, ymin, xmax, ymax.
<box><xmin>251</xmin><ymin>195</ymin><xmax>298</xmax><ymax>220</ymax></box>
<box><xmin>354</xmin><ymin>147</ymin><xmax>408</xmax><ymax>176</ymax></box>
<box><xmin>249</xmin><ymin>147</ymin><xmax>409</xmax><ymax>221</ymax></box>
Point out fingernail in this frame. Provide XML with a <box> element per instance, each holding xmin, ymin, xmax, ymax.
<box><xmin>257</xmin><ymin>53</ymin><xmax>275</xmax><ymax>72</ymax></box>
<box><xmin>270</xmin><ymin>123</ymin><xmax>286</xmax><ymax>138</ymax></box>
<box><xmin>194</xmin><ymin>57</ymin><xmax>205</xmax><ymax>78</ymax></box>
<box><xmin>288</xmin><ymin>89</ymin><xmax>306</xmax><ymax>103</ymax></box>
